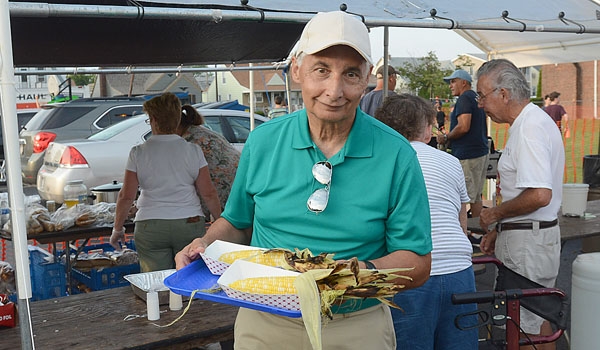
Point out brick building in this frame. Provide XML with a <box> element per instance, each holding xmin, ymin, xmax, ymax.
<box><xmin>542</xmin><ymin>61</ymin><xmax>600</xmax><ymax>119</ymax></box>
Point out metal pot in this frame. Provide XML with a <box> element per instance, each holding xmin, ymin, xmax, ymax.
<box><xmin>89</xmin><ymin>180</ymin><xmax>122</xmax><ymax>204</ymax></box>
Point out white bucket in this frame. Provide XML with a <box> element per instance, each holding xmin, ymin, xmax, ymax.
<box><xmin>571</xmin><ymin>253</ymin><xmax>600</xmax><ymax>349</ymax></box>
<box><xmin>562</xmin><ymin>183</ymin><xmax>589</xmax><ymax>217</ymax></box>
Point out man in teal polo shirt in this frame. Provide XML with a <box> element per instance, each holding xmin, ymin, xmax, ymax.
<box><xmin>175</xmin><ymin>11</ymin><xmax>432</xmax><ymax>350</ymax></box>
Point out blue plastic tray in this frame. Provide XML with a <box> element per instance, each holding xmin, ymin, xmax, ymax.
<box><xmin>164</xmin><ymin>259</ymin><xmax>301</xmax><ymax>318</ymax></box>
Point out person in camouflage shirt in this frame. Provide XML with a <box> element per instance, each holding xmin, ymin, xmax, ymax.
<box><xmin>179</xmin><ymin>105</ymin><xmax>240</xmax><ymax>218</ymax></box>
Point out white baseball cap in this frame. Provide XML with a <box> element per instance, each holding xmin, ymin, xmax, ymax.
<box><xmin>294</xmin><ymin>11</ymin><xmax>373</xmax><ymax>65</ymax></box>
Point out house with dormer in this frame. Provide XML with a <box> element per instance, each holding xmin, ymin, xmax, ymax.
<box><xmin>91</xmin><ymin>71</ymin><xmax>205</xmax><ymax>104</ymax></box>
<box><xmin>202</xmin><ymin>63</ymin><xmax>303</xmax><ymax>115</ymax></box>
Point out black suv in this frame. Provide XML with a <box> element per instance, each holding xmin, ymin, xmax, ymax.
<box><xmin>19</xmin><ymin>97</ymin><xmax>145</xmax><ymax>184</ymax></box>
<box><xmin>0</xmin><ymin>109</ymin><xmax>39</xmax><ymax>183</ymax></box>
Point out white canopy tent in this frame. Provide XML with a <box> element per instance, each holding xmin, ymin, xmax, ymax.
<box><xmin>2</xmin><ymin>1</ymin><xmax>600</xmax><ymax>348</ymax></box>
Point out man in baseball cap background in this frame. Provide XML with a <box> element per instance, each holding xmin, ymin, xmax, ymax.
<box><xmin>176</xmin><ymin>10</ymin><xmax>433</xmax><ymax>350</ymax></box>
<box><xmin>438</xmin><ymin>68</ymin><xmax>489</xmax><ymax>218</ymax></box>
<box><xmin>360</xmin><ymin>64</ymin><xmax>399</xmax><ymax>116</ymax></box>
<box><xmin>443</xmin><ymin>69</ymin><xmax>473</xmax><ymax>83</ymax></box>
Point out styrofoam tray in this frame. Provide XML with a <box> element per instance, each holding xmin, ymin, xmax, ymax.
<box><xmin>200</xmin><ymin>240</ymin><xmax>265</xmax><ymax>275</ymax></box>
<box><xmin>218</xmin><ymin>260</ymin><xmax>300</xmax><ymax>311</ymax></box>
<box><xmin>164</xmin><ymin>258</ymin><xmax>301</xmax><ymax>317</ymax></box>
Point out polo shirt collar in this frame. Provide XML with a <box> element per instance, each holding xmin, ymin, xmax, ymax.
<box><xmin>291</xmin><ymin>108</ymin><xmax>373</xmax><ymax>159</ymax></box>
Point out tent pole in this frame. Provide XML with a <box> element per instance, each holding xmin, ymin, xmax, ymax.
<box><xmin>594</xmin><ymin>60</ymin><xmax>600</xmax><ymax>154</ymax></box>
<box><xmin>284</xmin><ymin>66</ymin><xmax>291</xmax><ymax>112</ymax></box>
<box><xmin>9</xmin><ymin>3</ymin><xmax>600</xmax><ymax>34</ymax></box>
<box><xmin>595</xmin><ymin>60</ymin><xmax>598</xmax><ymax>119</ymax></box>
<box><xmin>0</xmin><ymin>0</ymin><xmax>34</xmax><ymax>348</ymax></box>
<box><xmin>382</xmin><ymin>26</ymin><xmax>389</xmax><ymax>100</ymax></box>
<box><xmin>249</xmin><ymin>63</ymin><xmax>255</xmax><ymax>130</ymax></box>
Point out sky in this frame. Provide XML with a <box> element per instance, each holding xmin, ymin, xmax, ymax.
<box><xmin>369</xmin><ymin>26</ymin><xmax>484</xmax><ymax>63</ymax></box>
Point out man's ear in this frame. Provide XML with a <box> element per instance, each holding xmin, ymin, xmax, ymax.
<box><xmin>500</xmin><ymin>88</ymin><xmax>509</xmax><ymax>102</ymax></box>
<box><xmin>291</xmin><ymin>57</ymin><xmax>301</xmax><ymax>83</ymax></box>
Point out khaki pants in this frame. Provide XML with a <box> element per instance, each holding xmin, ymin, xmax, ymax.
<box><xmin>134</xmin><ymin>217</ymin><xmax>205</xmax><ymax>272</ymax></box>
<box><xmin>460</xmin><ymin>154</ymin><xmax>489</xmax><ymax>204</ymax></box>
<box><xmin>234</xmin><ymin>303</ymin><xmax>396</xmax><ymax>350</ymax></box>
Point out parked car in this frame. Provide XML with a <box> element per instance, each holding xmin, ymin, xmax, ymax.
<box><xmin>37</xmin><ymin>109</ymin><xmax>269</xmax><ymax>203</ymax></box>
<box><xmin>0</xmin><ymin>109</ymin><xmax>39</xmax><ymax>183</ymax></box>
<box><xmin>19</xmin><ymin>97</ymin><xmax>147</xmax><ymax>184</ymax></box>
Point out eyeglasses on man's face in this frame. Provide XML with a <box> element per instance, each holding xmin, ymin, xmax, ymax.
<box><xmin>475</xmin><ymin>87</ymin><xmax>499</xmax><ymax>103</ymax></box>
<box><xmin>307</xmin><ymin>161</ymin><xmax>332</xmax><ymax>213</ymax></box>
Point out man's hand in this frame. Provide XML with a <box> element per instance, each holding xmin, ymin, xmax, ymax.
<box><xmin>175</xmin><ymin>237</ymin><xmax>208</xmax><ymax>270</ymax></box>
<box><xmin>479</xmin><ymin>207</ymin><xmax>499</xmax><ymax>232</ymax></box>
<box><xmin>480</xmin><ymin>230</ymin><xmax>497</xmax><ymax>255</ymax></box>
<box><xmin>436</xmin><ymin>133</ymin><xmax>447</xmax><ymax>145</ymax></box>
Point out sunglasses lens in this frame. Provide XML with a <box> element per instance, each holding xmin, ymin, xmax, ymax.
<box><xmin>307</xmin><ymin>188</ymin><xmax>329</xmax><ymax>212</ymax></box>
<box><xmin>312</xmin><ymin>162</ymin><xmax>332</xmax><ymax>185</ymax></box>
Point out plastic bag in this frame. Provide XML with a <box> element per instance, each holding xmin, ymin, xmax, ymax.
<box><xmin>0</xmin><ymin>261</ymin><xmax>16</xmax><ymax>295</ymax></box>
<box><xmin>88</xmin><ymin>202</ymin><xmax>116</xmax><ymax>227</ymax></box>
<box><xmin>50</xmin><ymin>205</ymin><xmax>78</xmax><ymax>231</ymax></box>
<box><xmin>2</xmin><ymin>203</ymin><xmax>50</xmax><ymax>235</ymax></box>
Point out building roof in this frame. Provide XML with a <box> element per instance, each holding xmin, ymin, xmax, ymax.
<box><xmin>229</xmin><ymin>64</ymin><xmax>302</xmax><ymax>92</ymax></box>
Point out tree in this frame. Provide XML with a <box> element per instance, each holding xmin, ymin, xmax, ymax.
<box><xmin>67</xmin><ymin>74</ymin><xmax>95</xmax><ymax>86</ymax></box>
<box><xmin>395</xmin><ymin>52</ymin><xmax>453</xmax><ymax>100</ymax></box>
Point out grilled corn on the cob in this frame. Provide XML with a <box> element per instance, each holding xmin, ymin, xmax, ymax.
<box><xmin>229</xmin><ymin>276</ymin><xmax>298</xmax><ymax>295</ymax></box>
<box><xmin>218</xmin><ymin>250</ymin><xmax>264</xmax><ymax>265</ymax></box>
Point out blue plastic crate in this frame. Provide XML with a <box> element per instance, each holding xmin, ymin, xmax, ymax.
<box><xmin>28</xmin><ymin>246</ymin><xmax>67</xmax><ymax>301</ymax></box>
<box><xmin>70</xmin><ymin>242</ymin><xmax>140</xmax><ymax>291</ymax></box>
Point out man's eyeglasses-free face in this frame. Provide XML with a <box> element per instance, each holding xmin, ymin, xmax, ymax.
<box><xmin>475</xmin><ymin>87</ymin><xmax>499</xmax><ymax>103</ymax></box>
<box><xmin>307</xmin><ymin>161</ymin><xmax>332</xmax><ymax>213</ymax></box>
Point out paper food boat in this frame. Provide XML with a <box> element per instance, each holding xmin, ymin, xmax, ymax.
<box><xmin>201</xmin><ymin>240</ymin><xmax>265</xmax><ymax>275</ymax></box>
<box><xmin>217</xmin><ymin>260</ymin><xmax>300</xmax><ymax>311</ymax></box>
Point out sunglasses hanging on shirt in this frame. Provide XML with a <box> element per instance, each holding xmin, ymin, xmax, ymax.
<box><xmin>307</xmin><ymin>161</ymin><xmax>332</xmax><ymax>213</ymax></box>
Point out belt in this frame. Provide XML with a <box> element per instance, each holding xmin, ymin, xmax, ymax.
<box><xmin>496</xmin><ymin>219</ymin><xmax>558</xmax><ymax>232</ymax></box>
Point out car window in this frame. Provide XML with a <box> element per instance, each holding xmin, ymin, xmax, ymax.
<box><xmin>88</xmin><ymin>116</ymin><xmax>147</xmax><ymax>141</ymax></box>
<box><xmin>0</xmin><ymin>112</ymin><xmax>37</xmax><ymax>132</ymax></box>
<box><xmin>228</xmin><ymin>116</ymin><xmax>263</xmax><ymax>142</ymax></box>
<box><xmin>203</xmin><ymin>116</ymin><xmax>227</xmax><ymax>140</ymax></box>
<box><xmin>95</xmin><ymin>106</ymin><xmax>144</xmax><ymax>128</ymax></box>
<box><xmin>21</xmin><ymin>108</ymin><xmax>53</xmax><ymax>130</ymax></box>
<box><xmin>34</xmin><ymin>106</ymin><xmax>95</xmax><ymax>130</ymax></box>
<box><xmin>17</xmin><ymin>112</ymin><xmax>36</xmax><ymax>128</ymax></box>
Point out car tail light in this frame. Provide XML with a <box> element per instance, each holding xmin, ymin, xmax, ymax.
<box><xmin>33</xmin><ymin>132</ymin><xmax>57</xmax><ymax>153</ymax></box>
<box><xmin>60</xmin><ymin>146</ymin><xmax>89</xmax><ymax>166</ymax></box>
